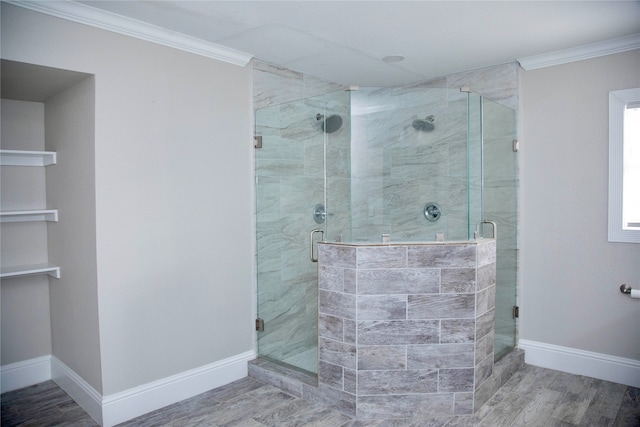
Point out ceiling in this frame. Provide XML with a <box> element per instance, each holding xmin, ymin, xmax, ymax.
<box><xmin>19</xmin><ymin>1</ymin><xmax>640</xmax><ymax>86</ymax></box>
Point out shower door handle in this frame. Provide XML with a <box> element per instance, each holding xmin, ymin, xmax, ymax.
<box><xmin>310</xmin><ymin>228</ymin><xmax>325</xmax><ymax>262</ymax></box>
<box><xmin>481</xmin><ymin>220</ymin><xmax>498</xmax><ymax>240</ymax></box>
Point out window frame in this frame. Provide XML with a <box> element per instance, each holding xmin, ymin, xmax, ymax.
<box><xmin>608</xmin><ymin>87</ymin><xmax>640</xmax><ymax>243</ymax></box>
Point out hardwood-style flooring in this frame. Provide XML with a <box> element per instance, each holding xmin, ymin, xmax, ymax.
<box><xmin>2</xmin><ymin>364</ymin><xmax>639</xmax><ymax>426</ymax></box>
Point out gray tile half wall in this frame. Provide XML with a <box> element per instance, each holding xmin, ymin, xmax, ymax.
<box><xmin>316</xmin><ymin>240</ymin><xmax>497</xmax><ymax>418</ymax></box>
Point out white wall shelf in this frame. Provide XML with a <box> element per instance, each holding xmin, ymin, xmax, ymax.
<box><xmin>0</xmin><ymin>264</ymin><xmax>60</xmax><ymax>279</ymax></box>
<box><xmin>0</xmin><ymin>149</ymin><xmax>57</xmax><ymax>166</ymax></box>
<box><xmin>0</xmin><ymin>210</ymin><xmax>59</xmax><ymax>223</ymax></box>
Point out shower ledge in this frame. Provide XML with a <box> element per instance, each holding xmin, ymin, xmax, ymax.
<box><xmin>320</xmin><ymin>238</ymin><xmax>494</xmax><ymax>247</ymax></box>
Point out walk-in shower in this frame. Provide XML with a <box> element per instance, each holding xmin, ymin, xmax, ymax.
<box><xmin>254</xmin><ymin>85</ymin><xmax>517</xmax><ymax>375</ymax></box>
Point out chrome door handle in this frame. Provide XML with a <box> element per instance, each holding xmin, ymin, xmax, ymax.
<box><xmin>481</xmin><ymin>220</ymin><xmax>497</xmax><ymax>240</ymax></box>
<box><xmin>310</xmin><ymin>228</ymin><xmax>325</xmax><ymax>262</ymax></box>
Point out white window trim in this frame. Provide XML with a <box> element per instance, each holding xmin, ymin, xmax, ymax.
<box><xmin>608</xmin><ymin>87</ymin><xmax>640</xmax><ymax>243</ymax></box>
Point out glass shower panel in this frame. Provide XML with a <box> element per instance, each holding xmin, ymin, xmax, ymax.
<box><xmin>467</xmin><ymin>92</ymin><xmax>483</xmax><ymax>239</ymax></box>
<box><xmin>349</xmin><ymin>87</ymin><xmax>471</xmax><ymax>242</ymax></box>
<box><xmin>254</xmin><ymin>95</ymin><xmax>329</xmax><ymax>374</ymax></box>
<box><xmin>323</xmin><ymin>90</ymin><xmax>352</xmax><ymax>243</ymax></box>
<box><xmin>481</xmin><ymin>97</ymin><xmax>518</xmax><ymax>361</ymax></box>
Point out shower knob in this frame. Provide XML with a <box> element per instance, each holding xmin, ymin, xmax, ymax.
<box><xmin>424</xmin><ymin>202</ymin><xmax>442</xmax><ymax>222</ymax></box>
<box><xmin>313</xmin><ymin>203</ymin><xmax>327</xmax><ymax>224</ymax></box>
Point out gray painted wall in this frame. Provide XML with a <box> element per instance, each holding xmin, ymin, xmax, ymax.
<box><xmin>45</xmin><ymin>76</ymin><xmax>102</xmax><ymax>391</ymax></box>
<box><xmin>2</xmin><ymin>3</ymin><xmax>255</xmax><ymax>395</ymax></box>
<box><xmin>520</xmin><ymin>49</ymin><xmax>640</xmax><ymax>360</ymax></box>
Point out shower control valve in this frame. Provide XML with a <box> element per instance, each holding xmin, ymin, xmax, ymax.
<box><xmin>424</xmin><ymin>202</ymin><xmax>442</xmax><ymax>222</ymax></box>
<box><xmin>313</xmin><ymin>203</ymin><xmax>332</xmax><ymax>224</ymax></box>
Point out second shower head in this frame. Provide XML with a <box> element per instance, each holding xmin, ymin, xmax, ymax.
<box><xmin>413</xmin><ymin>115</ymin><xmax>435</xmax><ymax>132</ymax></box>
<box><xmin>316</xmin><ymin>113</ymin><xmax>343</xmax><ymax>134</ymax></box>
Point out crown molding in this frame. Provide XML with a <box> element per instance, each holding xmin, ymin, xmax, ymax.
<box><xmin>518</xmin><ymin>33</ymin><xmax>640</xmax><ymax>70</ymax></box>
<box><xmin>4</xmin><ymin>0</ymin><xmax>254</xmax><ymax>67</ymax></box>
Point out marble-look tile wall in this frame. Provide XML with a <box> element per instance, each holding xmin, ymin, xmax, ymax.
<box><xmin>349</xmin><ymin>64</ymin><xmax>518</xmax><ymax>243</ymax></box>
<box><xmin>317</xmin><ymin>240</ymin><xmax>496</xmax><ymax>418</ymax></box>
<box><xmin>253</xmin><ymin>60</ymin><xmax>346</xmax><ymax>110</ymax></box>
<box><xmin>350</xmin><ymin>87</ymin><xmax>471</xmax><ymax>242</ymax></box>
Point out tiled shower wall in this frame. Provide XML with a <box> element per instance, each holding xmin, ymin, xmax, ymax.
<box><xmin>350</xmin><ymin>86</ymin><xmax>473</xmax><ymax>242</ymax></box>
<box><xmin>348</xmin><ymin>64</ymin><xmax>518</xmax><ymax>244</ymax></box>
<box><xmin>317</xmin><ymin>240</ymin><xmax>497</xmax><ymax>418</ymax></box>
<box><xmin>254</xmin><ymin>60</ymin><xmax>519</xmax><ymax>112</ymax></box>
<box><xmin>254</xmin><ymin>60</ymin><xmax>519</xmax><ymax>243</ymax></box>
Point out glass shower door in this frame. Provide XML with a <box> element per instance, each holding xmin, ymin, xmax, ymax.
<box><xmin>254</xmin><ymin>97</ymin><xmax>325</xmax><ymax>374</ymax></box>
<box><xmin>481</xmin><ymin>97</ymin><xmax>518</xmax><ymax>361</ymax></box>
<box><xmin>254</xmin><ymin>90</ymin><xmax>349</xmax><ymax>374</ymax></box>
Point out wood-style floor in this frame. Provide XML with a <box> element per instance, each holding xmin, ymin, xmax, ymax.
<box><xmin>2</xmin><ymin>364</ymin><xmax>639</xmax><ymax>426</ymax></box>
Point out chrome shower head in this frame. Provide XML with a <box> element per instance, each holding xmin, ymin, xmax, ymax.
<box><xmin>316</xmin><ymin>113</ymin><xmax>343</xmax><ymax>134</ymax></box>
<box><xmin>412</xmin><ymin>115</ymin><xmax>435</xmax><ymax>132</ymax></box>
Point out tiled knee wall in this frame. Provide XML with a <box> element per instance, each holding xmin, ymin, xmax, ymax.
<box><xmin>317</xmin><ymin>240</ymin><xmax>496</xmax><ymax>418</ymax></box>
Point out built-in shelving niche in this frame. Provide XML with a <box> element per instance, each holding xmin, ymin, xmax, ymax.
<box><xmin>1</xmin><ymin>59</ymin><xmax>95</xmax><ymax>393</ymax></box>
<box><xmin>0</xmin><ymin>149</ymin><xmax>60</xmax><ymax>279</ymax></box>
<box><xmin>0</xmin><ymin>57</ymin><xmax>89</xmax><ymax>286</ymax></box>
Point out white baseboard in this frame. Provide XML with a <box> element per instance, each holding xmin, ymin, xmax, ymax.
<box><xmin>8</xmin><ymin>351</ymin><xmax>255</xmax><ymax>427</ymax></box>
<box><xmin>51</xmin><ymin>356</ymin><xmax>103</xmax><ymax>425</ymax></box>
<box><xmin>1</xmin><ymin>355</ymin><xmax>52</xmax><ymax>393</ymax></box>
<box><xmin>101</xmin><ymin>350</ymin><xmax>256</xmax><ymax>427</ymax></box>
<box><xmin>519</xmin><ymin>339</ymin><xmax>640</xmax><ymax>388</ymax></box>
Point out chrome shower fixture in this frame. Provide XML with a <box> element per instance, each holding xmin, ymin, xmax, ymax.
<box><xmin>424</xmin><ymin>202</ymin><xmax>442</xmax><ymax>222</ymax></box>
<box><xmin>316</xmin><ymin>113</ymin><xmax>343</xmax><ymax>133</ymax></box>
<box><xmin>413</xmin><ymin>115</ymin><xmax>435</xmax><ymax>132</ymax></box>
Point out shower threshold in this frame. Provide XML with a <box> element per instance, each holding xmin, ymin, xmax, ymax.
<box><xmin>248</xmin><ymin>348</ymin><xmax>525</xmax><ymax>419</ymax></box>
<box><xmin>248</xmin><ymin>357</ymin><xmax>317</xmax><ymax>397</ymax></box>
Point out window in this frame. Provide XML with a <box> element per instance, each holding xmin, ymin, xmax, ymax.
<box><xmin>609</xmin><ymin>87</ymin><xmax>640</xmax><ymax>243</ymax></box>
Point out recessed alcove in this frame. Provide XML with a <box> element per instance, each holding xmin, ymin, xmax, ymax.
<box><xmin>1</xmin><ymin>59</ymin><xmax>95</xmax><ymax>391</ymax></box>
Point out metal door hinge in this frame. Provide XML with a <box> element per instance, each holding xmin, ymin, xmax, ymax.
<box><xmin>255</xmin><ymin>318</ymin><xmax>264</xmax><ymax>332</ymax></box>
<box><xmin>512</xmin><ymin>139</ymin><xmax>519</xmax><ymax>152</ymax></box>
<box><xmin>254</xmin><ymin>135</ymin><xmax>263</xmax><ymax>149</ymax></box>
<box><xmin>513</xmin><ymin>306</ymin><xmax>520</xmax><ymax>319</ymax></box>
